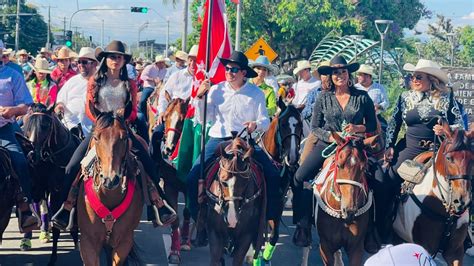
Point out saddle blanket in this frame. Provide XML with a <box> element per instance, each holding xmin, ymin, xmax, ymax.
<box><xmin>81</xmin><ymin>146</ymin><xmax>96</xmax><ymax>169</ymax></box>
<box><xmin>312</xmin><ymin>160</ymin><xmax>335</xmax><ymax>195</ymax></box>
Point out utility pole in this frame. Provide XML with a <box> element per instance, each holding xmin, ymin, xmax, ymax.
<box><xmin>101</xmin><ymin>20</ymin><xmax>104</xmax><ymax>47</ymax></box>
<box><xmin>14</xmin><ymin>0</ymin><xmax>20</xmax><ymax>51</ymax></box>
<box><xmin>63</xmin><ymin>17</ymin><xmax>67</xmax><ymax>43</ymax></box>
<box><xmin>182</xmin><ymin>0</ymin><xmax>188</xmax><ymax>51</ymax></box>
<box><xmin>46</xmin><ymin>5</ymin><xmax>51</xmax><ymax>49</ymax></box>
<box><xmin>74</xmin><ymin>26</ymin><xmax>79</xmax><ymax>51</ymax></box>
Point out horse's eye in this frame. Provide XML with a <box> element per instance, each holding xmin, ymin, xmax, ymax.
<box><xmin>446</xmin><ymin>155</ymin><xmax>454</xmax><ymax>163</ymax></box>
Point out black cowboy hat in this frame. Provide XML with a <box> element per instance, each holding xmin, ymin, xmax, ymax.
<box><xmin>219</xmin><ymin>51</ymin><xmax>257</xmax><ymax>78</ymax></box>
<box><xmin>95</xmin><ymin>40</ymin><xmax>132</xmax><ymax>64</ymax></box>
<box><xmin>317</xmin><ymin>55</ymin><xmax>360</xmax><ymax>76</ymax></box>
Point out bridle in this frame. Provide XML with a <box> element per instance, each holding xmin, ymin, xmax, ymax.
<box><xmin>26</xmin><ymin>112</ymin><xmax>73</xmax><ymax>168</ymax></box>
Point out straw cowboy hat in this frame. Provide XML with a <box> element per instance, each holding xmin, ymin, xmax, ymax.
<box><xmin>32</xmin><ymin>56</ymin><xmax>52</xmax><ymax>74</ymax></box>
<box><xmin>154</xmin><ymin>55</ymin><xmax>166</xmax><ymax>63</ymax></box>
<box><xmin>52</xmin><ymin>47</ymin><xmax>78</xmax><ymax>60</ymax></box>
<box><xmin>219</xmin><ymin>51</ymin><xmax>257</xmax><ymax>78</ymax></box>
<box><xmin>250</xmin><ymin>55</ymin><xmax>278</xmax><ymax>75</ymax></box>
<box><xmin>2</xmin><ymin>48</ymin><xmax>13</xmax><ymax>56</ymax></box>
<box><xmin>317</xmin><ymin>55</ymin><xmax>360</xmax><ymax>75</ymax></box>
<box><xmin>171</xmin><ymin>50</ymin><xmax>188</xmax><ymax>61</ymax></box>
<box><xmin>95</xmin><ymin>40</ymin><xmax>132</xmax><ymax>63</ymax></box>
<box><xmin>17</xmin><ymin>49</ymin><xmax>29</xmax><ymax>56</ymax></box>
<box><xmin>135</xmin><ymin>63</ymin><xmax>144</xmax><ymax>71</ymax></box>
<box><xmin>293</xmin><ymin>60</ymin><xmax>312</xmax><ymax>75</ymax></box>
<box><xmin>188</xmin><ymin>45</ymin><xmax>199</xmax><ymax>57</ymax></box>
<box><xmin>356</xmin><ymin>64</ymin><xmax>376</xmax><ymax>77</ymax></box>
<box><xmin>77</xmin><ymin>47</ymin><xmax>99</xmax><ymax>62</ymax></box>
<box><xmin>403</xmin><ymin>59</ymin><xmax>448</xmax><ymax>84</ymax></box>
<box><xmin>39</xmin><ymin>47</ymin><xmax>51</xmax><ymax>54</ymax></box>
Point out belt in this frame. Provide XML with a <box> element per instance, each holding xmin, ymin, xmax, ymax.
<box><xmin>418</xmin><ymin>140</ymin><xmax>434</xmax><ymax>149</ymax></box>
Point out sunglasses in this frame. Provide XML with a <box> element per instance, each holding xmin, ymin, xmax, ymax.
<box><xmin>78</xmin><ymin>60</ymin><xmax>93</xmax><ymax>65</ymax></box>
<box><xmin>225</xmin><ymin>66</ymin><xmax>241</xmax><ymax>74</ymax></box>
<box><xmin>107</xmin><ymin>54</ymin><xmax>124</xmax><ymax>60</ymax></box>
<box><xmin>411</xmin><ymin>74</ymin><xmax>426</xmax><ymax>81</ymax></box>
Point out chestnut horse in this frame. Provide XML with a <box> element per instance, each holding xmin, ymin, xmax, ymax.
<box><xmin>0</xmin><ymin>146</ymin><xmax>19</xmax><ymax>246</ymax></box>
<box><xmin>393</xmin><ymin>122</ymin><xmax>473</xmax><ymax>265</ymax></box>
<box><xmin>20</xmin><ymin>103</ymin><xmax>80</xmax><ymax>265</ymax></box>
<box><xmin>157</xmin><ymin>98</ymin><xmax>192</xmax><ymax>264</ymax></box>
<box><xmin>314</xmin><ymin>133</ymin><xmax>379</xmax><ymax>266</ymax></box>
<box><xmin>206</xmin><ymin>137</ymin><xmax>266</xmax><ymax>266</ymax></box>
<box><xmin>77</xmin><ymin>111</ymin><xmax>143</xmax><ymax>266</ymax></box>
<box><xmin>259</xmin><ymin>98</ymin><xmax>303</xmax><ymax>262</ymax></box>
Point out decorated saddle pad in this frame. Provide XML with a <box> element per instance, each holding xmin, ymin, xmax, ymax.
<box><xmin>313</xmin><ymin>159</ymin><xmax>336</xmax><ymax>195</ymax></box>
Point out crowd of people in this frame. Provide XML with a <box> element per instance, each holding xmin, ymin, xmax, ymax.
<box><xmin>0</xmin><ymin>38</ymin><xmax>472</xmax><ymax>263</ymax></box>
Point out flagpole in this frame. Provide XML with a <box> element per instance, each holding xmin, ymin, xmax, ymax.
<box><xmin>235</xmin><ymin>2</ymin><xmax>241</xmax><ymax>51</ymax></box>
<box><xmin>199</xmin><ymin>0</ymin><xmax>214</xmax><ymax>182</ymax></box>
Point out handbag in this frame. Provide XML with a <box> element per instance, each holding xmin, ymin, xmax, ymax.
<box><xmin>397</xmin><ymin>159</ymin><xmax>429</xmax><ymax>184</ymax></box>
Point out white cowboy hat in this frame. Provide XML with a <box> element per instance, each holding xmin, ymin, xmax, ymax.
<box><xmin>2</xmin><ymin>48</ymin><xmax>13</xmax><ymax>55</ymax></box>
<box><xmin>32</xmin><ymin>56</ymin><xmax>52</xmax><ymax>74</ymax></box>
<box><xmin>154</xmin><ymin>55</ymin><xmax>166</xmax><ymax>63</ymax></box>
<box><xmin>188</xmin><ymin>45</ymin><xmax>199</xmax><ymax>57</ymax></box>
<box><xmin>17</xmin><ymin>49</ymin><xmax>29</xmax><ymax>56</ymax></box>
<box><xmin>293</xmin><ymin>60</ymin><xmax>312</xmax><ymax>75</ymax></box>
<box><xmin>364</xmin><ymin>243</ymin><xmax>435</xmax><ymax>266</ymax></box>
<box><xmin>249</xmin><ymin>55</ymin><xmax>278</xmax><ymax>75</ymax></box>
<box><xmin>77</xmin><ymin>47</ymin><xmax>98</xmax><ymax>62</ymax></box>
<box><xmin>403</xmin><ymin>59</ymin><xmax>448</xmax><ymax>84</ymax></box>
<box><xmin>356</xmin><ymin>64</ymin><xmax>376</xmax><ymax>77</ymax></box>
<box><xmin>39</xmin><ymin>47</ymin><xmax>51</xmax><ymax>54</ymax></box>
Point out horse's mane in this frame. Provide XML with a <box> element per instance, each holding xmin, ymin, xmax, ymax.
<box><xmin>95</xmin><ymin>112</ymin><xmax>127</xmax><ymax>131</ymax></box>
<box><xmin>279</xmin><ymin>104</ymin><xmax>300</xmax><ymax>121</ymax></box>
<box><xmin>447</xmin><ymin>129</ymin><xmax>470</xmax><ymax>152</ymax></box>
<box><xmin>165</xmin><ymin>98</ymin><xmax>187</xmax><ymax>118</ymax></box>
<box><xmin>23</xmin><ymin>103</ymin><xmax>50</xmax><ymax>135</ymax></box>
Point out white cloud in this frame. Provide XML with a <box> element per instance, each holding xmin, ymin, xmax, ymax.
<box><xmin>461</xmin><ymin>12</ymin><xmax>474</xmax><ymax>20</ymax></box>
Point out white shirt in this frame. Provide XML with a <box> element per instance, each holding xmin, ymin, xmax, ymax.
<box><xmin>157</xmin><ymin>68</ymin><xmax>194</xmax><ymax>114</ymax></box>
<box><xmin>196</xmin><ymin>81</ymin><xmax>270</xmax><ymax>138</ymax></box>
<box><xmin>293</xmin><ymin>76</ymin><xmax>321</xmax><ymax>105</ymax></box>
<box><xmin>55</xmin><ymin>74</ymin><xmax>93</xmax><ymax>136</ymax></box>
<box><xmin>265</xmin><ymin>75</ymin><xmax>280</xmax><ymax>96</ymax></box>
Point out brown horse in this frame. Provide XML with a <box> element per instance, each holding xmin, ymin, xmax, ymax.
<box><xmin>146</xmin><ymin>82</ymin><xmax>164</xmax><ymax>137</ymax></box>
<box><xmin>206</xmin><ymin>137</ymin><xmax>266</xmax><ymax>266</ymax></box>
<box><xmin>259</xmin><ymin>99</ymin><xmax>303</xmax><ymax>262</ymax></box>
<box><xmin>393</xmin><ymin>122</ymin><xmax>473</xmax><ymax>266</ymax></box>
<box><xmin>0</xmin><ymin>146</ymin><xmax>19</xmax><ymax>246</ymax></box>
<box><xmin>314</xmin><ymin>132</ymin><xmax>379</xmax><ymax>266</ymax></box>
<box><xmin>152</xmin><ymin>97</ymin><xmax>192</xmax><ymax>264</ymax></box>
<box><xmin>77</xmin><ymin>111</ymin><xmax>143</xmax><ymax>266</ymax></box>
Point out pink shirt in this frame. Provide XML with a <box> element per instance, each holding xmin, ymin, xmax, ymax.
<box><xmin>140</xmin><ymin>64</ymin><xmax>167</xmax><ymax>88</ymax></box>
<box><xmin>51</xmin><ymin>68</ymin><xmax>77</xmax><ymax>90</ymax></box>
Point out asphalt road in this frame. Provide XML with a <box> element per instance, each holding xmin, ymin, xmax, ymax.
<box><xmin>0</xmin><ymin>201</ymin><xmax>473</xmax><ymax>266</ymax></box>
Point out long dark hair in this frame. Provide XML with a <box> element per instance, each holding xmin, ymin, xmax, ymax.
<box><xmin>91</xmin><ymin>56</ymin><xmax>130</xmax><ymax>104</ymax></box>
<box><xmin>26</xmin><ymin>70</ymin><xmax>54</xmax><ymax>84</ymax></box>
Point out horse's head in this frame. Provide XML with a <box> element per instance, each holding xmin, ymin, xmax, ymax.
<box><xmin>332</xmin><ymin>132</ymin><xmax>378</xmax><ymax>222</ymax></box>
<box><xmin>163</xmin><ymin>98</ymin><xmax>189</xmax><ymax>156</ymax></box>
<box><xmin>217</xmin><ymin>138</ymin><xmax>255</xmax><ymax>228</ymax></box>
<box><xmin>92</xmin><ymin>110</ymin><xmax>130</xmax><ymax>191</ymax></box>
<box><xmin>435</xmin><ymin>121</ymin><xmax>474</xmax><ymax>214</ymax></box>
<box><xmin>22</xmin><ymin>103</ymin><xmax>56</xmax><ymax>165</ymax></box>
<box><xmin>276</xmin><ymin>98</ymin><xmax>303</xmax><ymax>167</ymax></box>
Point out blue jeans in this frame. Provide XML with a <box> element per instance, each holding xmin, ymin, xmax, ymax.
<box><xmin>186</xmin><ymin>137</ymin><xmax>281</xmax><ymax>220</ymax></box>
<box><xmin>139</xmin><ymin>87</ymin><xmax>155</xmax><ymax>117</ymax></box>
<box><xmin>0</xmin><ymin>123</ymin><xmax>31</xmax><ymax>199</ymax></box>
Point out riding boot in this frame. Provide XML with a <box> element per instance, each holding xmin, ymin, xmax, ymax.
<box><xmin>364</xmin><ymin>206</ymin><xmax>381</xmax><ymax>254</ymax></box>
<box><xmin>146</xmin><ymin>177</ymin><xmax>177</xmax><ymax>227</ymax></box>
<box><xmin>16</xmin><ymin>194</ymin><xmax>41</xmax><ymax>234</ymax></box>
<box><xmin>51</xmin><ymin>173</ymin><xmax>81</xmax><ymax>231</ymax></box>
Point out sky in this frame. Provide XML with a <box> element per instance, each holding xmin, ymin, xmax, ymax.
<box><xmin>27</xmin><ymin>0</ymin><xmax>474</xmax><ymax>49</ymax></box>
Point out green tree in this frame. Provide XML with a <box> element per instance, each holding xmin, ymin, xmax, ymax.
<box><xmin>458</xmin><ymin>26</ymin><xmax>474</xmax><ymax>66</ymax></box>
<box><xmin>0</xmin><ymin>0</ymin><xmax>48</xmax><ymax>53</ymax></box>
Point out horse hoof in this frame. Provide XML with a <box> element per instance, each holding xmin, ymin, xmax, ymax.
<box><xmin>180</xmin><ymin>240</ymin><xmax>191</xmax><ymax>251</ymax></box>
<box><xmin>168</xmin><ymin>252</ymin><xmax>181</xmax><ymax>264</ymax></box>
<box><xmin>466</xmin><ymin>246</ymin><xmax>474</xmax><ymax>256</ymax></box>
<box><xmin>39</xmin><ymin>231</ymin><xmax>51</xmax><ymax>243</ymax></box>
<box><xmin>20</xmin><ymin>238</ymin><xmax>32</xmax><ymax>251</ymax></box>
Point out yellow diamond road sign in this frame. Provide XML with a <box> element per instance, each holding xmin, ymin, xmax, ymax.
<box><xmin>245</xmin><ymin>37</ymin><xmax>278</xmax><ymax>63</ymax></box>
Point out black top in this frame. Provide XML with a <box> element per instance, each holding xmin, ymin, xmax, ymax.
<box><xmin>310</xmin><ymin>88</ymin><xmax>377</xmax><ymax>143</ymax></box>
<box><xmin>385</xmin><ymin>90</ymin><xmax>464</xmax><ymax>148</ymax></box>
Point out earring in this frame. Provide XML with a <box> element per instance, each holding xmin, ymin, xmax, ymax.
<box><xmin>348</xmin><ymin>79</ymin><xmax>353</xmax><ymax>87</ymax></box>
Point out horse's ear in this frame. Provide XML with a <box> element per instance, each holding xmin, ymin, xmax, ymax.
<box><xmin>331</xmin><ymin>131</ymin><xmax>344</xmax><ymax>145</ymax></box>
<box><xmin>116</xmin><ymin>108</ymin><xmax>125</xmax><ymax>118</ymax></box>
<box><xmin>46</xmin><ymin>103</ymin><xmax>55</xmax><ymax>114</ymax></box>
<box><xmin>440</xmin><ymin>118</ymin><xmax>453</xmax><ymax>139</ymax></box>
<box><xmin>278</xmin><ymin>97</ymin><xmax>286</xmax><ymax>113</ymax></box>
<box><xmin>185</xmin><ymin>97</ymin><xmax>191</xmax><ymax>106</ymax></box>
<box><xmin>363</xmin><ymin>135</ymin><xmax>379</xmax><ymax>147</ymax></box>
<box><xmin>243</xmin><ymin>145</ymin><xmax>254</xmax><ymax>161</ymax></box>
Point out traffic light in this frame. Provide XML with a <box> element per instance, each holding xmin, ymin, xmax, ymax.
<box><xmin>65</xmin><ymin>30</ymin><xmax>73</xmax><ymax>48</ymax></box>
<box><xmin>131</xmin><ymin>6</ymin><xmax>148</xmax><ymax>13</ymax></box>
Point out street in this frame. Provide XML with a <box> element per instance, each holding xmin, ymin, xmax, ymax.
<box><xmin>0</xmin><ymin>201</ymin><xmax>472</xmax><ymax>265</ymax></box>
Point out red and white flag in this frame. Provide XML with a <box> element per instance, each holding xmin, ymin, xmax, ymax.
<box><xmin>190</xmin><ymin>0</ymin><xmax>232</xmax><ymax>104</ymax></box>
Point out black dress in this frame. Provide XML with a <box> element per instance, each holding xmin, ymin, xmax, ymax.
<box><xmin>293</xmin><ymin>87</ymin><xmax>377</xmax><ymax>223</ymax></box>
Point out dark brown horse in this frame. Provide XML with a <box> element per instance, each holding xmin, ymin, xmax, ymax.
<box><xmin>206</xmin><ymin>137</ymin><xmax>266</xmax><ymax>266</ymax></box>
<box><xmin>20</xmin><ymin>103</ymin><xmax>80</xmax><ymax>265</ymax></box>
<box><xmin>314</xmin><ymin>132</ymin><xmax>379</xmax><ymax>266</ymax></box>
<box><xmin>158</xmin><ymin>98</ymin><xmax>192</xmax><ymax>264</ymax></box>
<box><xmin>0</xmin><ymin>146</ymin><xmax>19</xmax><ymax>246</ymax></box>
<box><xmin>393</xmin><ymin>122</ymin><xmax>473</xmax><ymax>266</ymax></box>
<box><xmin>259</xmin><ymin>98</ymin><xmax>303</xmax><ymax>262</ymax></box>
<box><xmin>77</xmin><ymin>111</ymin><xmax>143</xmax><ymax>266</ymax></box>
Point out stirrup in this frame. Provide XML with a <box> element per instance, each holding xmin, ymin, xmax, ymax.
<box><xmin>18</xmin><ymin>204</ymin><xmax>41</xmax><ymax>234</ymax></box>
<box><xmin>51</xmin><ymin>204</ymin><xmax>76</xmax><ymax>231</ymax></box>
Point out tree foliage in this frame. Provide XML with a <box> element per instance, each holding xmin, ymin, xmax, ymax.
<box><xmin>188</xmin><ymin>0</ymin><xmax>429</xmax><ymax>64</ymax></box>
<box><xmin>0</xmin><ymin>0</ymin><xmax>48</xmax><ymax>53</ymax></box>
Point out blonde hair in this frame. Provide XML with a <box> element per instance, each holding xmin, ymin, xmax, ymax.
<box><xmin>427</xmin><ymin>74</ymin><xmax>448</xmax><ymax>99</ymax></box>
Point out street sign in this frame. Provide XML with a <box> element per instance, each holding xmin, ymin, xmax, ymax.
<box><xmin>245</xmin><ymin>37</ymin><xmax>278</xmax><ymax>62</ymax></box>
<box><xmin>444</xmin><ymin>67</ymin><xmax>474</xmax><ymax>123</ymax></box>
